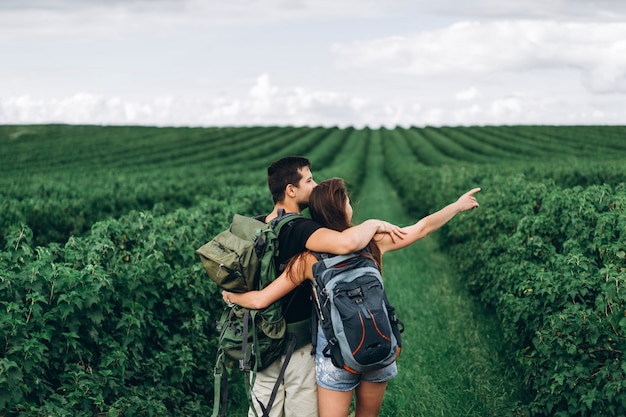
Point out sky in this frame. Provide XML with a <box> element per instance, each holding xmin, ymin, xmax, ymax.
<box><xmin>1</xmin><ymin>0</ymin><xmax>626</xmax><ymax>128</ymax></box>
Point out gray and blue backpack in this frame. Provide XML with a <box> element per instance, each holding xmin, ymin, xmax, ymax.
<box><xmin>311</xmin><ymin>251</ymin><xmax>404</xmax><ymax>374</ymax></box>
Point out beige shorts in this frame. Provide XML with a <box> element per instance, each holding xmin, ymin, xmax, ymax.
<box><xmin>248</xmin><ymin>343</ymin><xmax>318</xmax><ymax>417</ymax></box>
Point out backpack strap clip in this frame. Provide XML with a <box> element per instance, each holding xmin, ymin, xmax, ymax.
<box><xmin>322</xmin><ymin>337</ymin><xmax>338</xmax><ymax>358</ymax></box>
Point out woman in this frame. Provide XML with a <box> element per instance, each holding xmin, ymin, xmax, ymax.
<box><xmin>223</xmin><ymin>178</ymin><xmax>480</xmax><ymax>417</ymax></box>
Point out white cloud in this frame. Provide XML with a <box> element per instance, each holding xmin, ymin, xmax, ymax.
<box><xmin>490</xmin><ymin>96</ymin><xmax>523</xmax><ymax>118</ymax></box>
<box><xmin>331</xmin><ymin>20</ymin><xmax>626</xmax><ymax>94</ymax></box>
<box><xmin>455</xmin><ymin>86</ymin><xmax>479</xmax><ymax>101</ymax></box>
<box><xmin>3</xmin><ymin>80</ymin><xmax>626</xmax><ymax>128</ymax></box>
<box><xmin>0</xmin><ymin>76</ymin><xmax>378</xmax><ymax>127</ymax></box>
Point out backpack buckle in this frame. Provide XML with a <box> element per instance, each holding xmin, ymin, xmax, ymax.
<box><xmin>322</xmin><ymin>342</ymin><xmax>333</xmax><ymax>358</ymax></box>
<box><xmin>239</xmin><ymin>359</ymin><xmax>252</xmax><ymax>371</ymax></box>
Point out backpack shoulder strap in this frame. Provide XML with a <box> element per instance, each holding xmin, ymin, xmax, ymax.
<box><xmin>253</xmin><ymin>214</ymin><xmax>267</xmax><ymax>223</ymax></box>
<box><xmin>312</xmin><ymin>252</ymin><xmax>360</xmax><ymax>269</ymax></box>
<box><xmin>270</xmin><ymin>210</ymin><xmax>305</xmax><ymax>230</ymax></box>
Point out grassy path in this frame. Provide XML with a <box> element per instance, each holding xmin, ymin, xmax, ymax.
<box><xmin>352</xmin><ymin>132</ymin><xmax>524</xmax><ymax>416</ymax></box>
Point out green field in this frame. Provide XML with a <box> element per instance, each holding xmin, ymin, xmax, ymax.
<box><xmin>1</xmin><ymin>124</ymin><xmax>625</xmax><ymax>416</ymax></box>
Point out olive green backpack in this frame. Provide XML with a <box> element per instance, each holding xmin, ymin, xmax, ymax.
<box><xmin>196</xmin><ymin>210</ymin><xmax>304</xmax><ymax>417</ymax></box>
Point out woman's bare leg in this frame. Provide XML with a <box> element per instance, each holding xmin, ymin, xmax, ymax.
<box><xmin>318</xmin><ymin>386</ymin><xmax>353</xmax><ymax>417</ymax></box>
<box><xmin>354</xmin><ymin>381</ymin><xmax>387</xmax><ymax>417</ymax></box>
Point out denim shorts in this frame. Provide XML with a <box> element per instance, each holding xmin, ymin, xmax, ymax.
<box><xmin>315</xmin><ymin>325</ymin><xmax>398</xmax><ymax>391</ymax></box>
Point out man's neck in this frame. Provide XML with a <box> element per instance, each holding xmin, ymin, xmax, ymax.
<box><xmin>266</xmin><ymin>202</ymin><xmax>300</xmax><ymax>222</ymax></box>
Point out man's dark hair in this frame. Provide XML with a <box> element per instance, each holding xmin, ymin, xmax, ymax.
<box><xmin>267</xmin><ymin>156</ymin><xmax>311</xmax><ymax>203</ymax></box>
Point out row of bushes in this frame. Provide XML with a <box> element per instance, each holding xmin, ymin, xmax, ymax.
<box><xmin>0</xmin><ymin>125</ymin><xmax>337</xmax><ymax>248</ymax></box>
<box><xmin>0</xmin><ymin>186</ymin><xmax>271</xmax><ymax>416</ymax></box>
<box><xmin>385</xmin><ymin>154</ymin><xmax>626</xmax><ymax>415</ymax></box>
<box><xmin>444</xmin><ymin>177</ymin><xmax>626</xmax><ymax>416</ymax></box>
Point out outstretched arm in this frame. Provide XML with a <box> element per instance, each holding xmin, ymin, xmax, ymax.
<box><xmin>376</xmin><ymin>188</ymin><xmax>481</xmax><ymax>254</ymax></box>
<box><xmin>305</xmin><ymin>219</ymin><xmax>406</xmax><ymax>254</ymax></box>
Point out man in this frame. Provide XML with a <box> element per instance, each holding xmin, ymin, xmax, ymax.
<box><xmin>249</xmin><ymin>156</ymin><xmax>403</xmax><ymax>417</ymax></box>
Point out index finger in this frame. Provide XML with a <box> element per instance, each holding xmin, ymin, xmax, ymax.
<box><xmin>466</xmin><ymin>187</ymin><xmax>481</xmax><ymax>196</ymax></box>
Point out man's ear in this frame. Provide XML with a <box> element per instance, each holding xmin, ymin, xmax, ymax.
<box><xmin>285</xmin><ymin>184</ymin><xmax>296</xmax><ymax>198</ymax></box>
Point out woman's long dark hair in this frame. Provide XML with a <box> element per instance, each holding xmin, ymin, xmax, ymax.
<box><xmin>309</xmin><ymin>178</ymin><xmax>382</xmax><ymax>269</ymax></box>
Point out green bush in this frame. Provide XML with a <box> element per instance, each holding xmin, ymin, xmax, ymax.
<box><xmin>0</xmin><ymin>187</ymin><xmax>269</xmax><ymax>416</ymax></box>
<box><xmin>440</xmin><ymin>177</ymin><xmax>626</xmax><ymax>416</ymax></box>
<box><xmin>382</xmin><ymin>140</ymin><xmax>626</xmax><ymax>416</ymax></box>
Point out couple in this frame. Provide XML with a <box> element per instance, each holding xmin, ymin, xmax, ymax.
<box><xmin>223</xmin><ymin>156</ymin><xmax>480</xmax><ymax>417</ymax></box>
